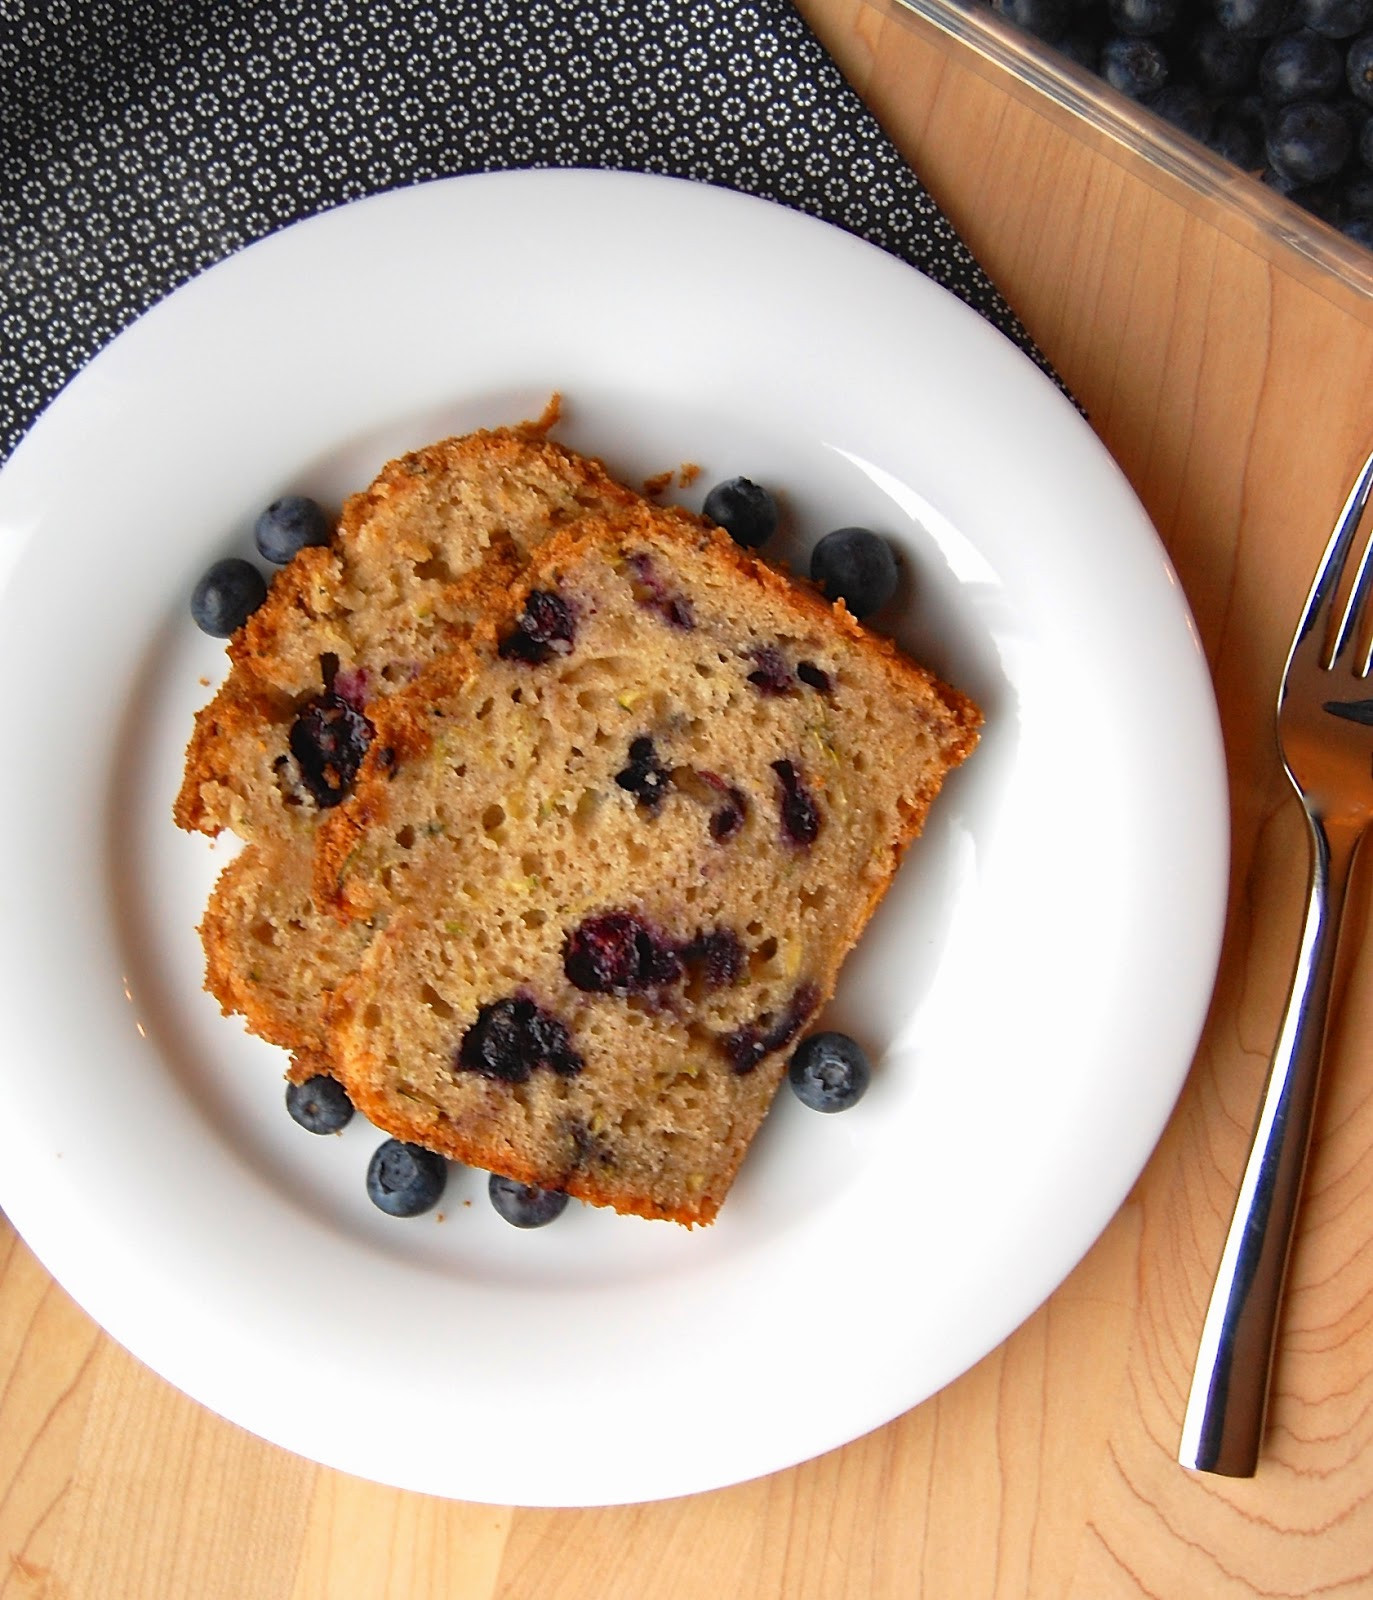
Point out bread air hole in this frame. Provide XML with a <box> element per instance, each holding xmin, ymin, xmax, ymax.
<box><xmin>411</xmin><ymin>553</ymin><xmax>455</xmax><ymax>583</ymax></box>
<box><xmin>572</xmin><ymin>789</ymin><xmax>601</xmax><ymax>833</ymax></box>
<box><xmin>420</xmin><ymin>984</ymin><xmax>454</xmax><ymax>1019</ymax></box>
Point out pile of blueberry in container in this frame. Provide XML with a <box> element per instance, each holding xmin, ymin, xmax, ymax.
<box><xmin>984</xmin><ymin>0</ymin><xmax>1373</xmax><ymax>249</ymax></box>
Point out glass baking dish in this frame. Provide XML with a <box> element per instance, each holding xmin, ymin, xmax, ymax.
<box><xmin>888</xmin><ymin>0</ymin><xmax>1373</xmax><ymax>307</ymax></box>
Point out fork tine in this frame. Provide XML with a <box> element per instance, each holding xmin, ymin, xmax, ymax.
<box><xmin>1334</xmin><ymin>510</ymin><xmax>1373</xmax><ymax>678</ymax></box>
<box><xmin>1295</xmin><ymin>448</ymin><xmax>1373</xmax><ymax>671</ymax></box>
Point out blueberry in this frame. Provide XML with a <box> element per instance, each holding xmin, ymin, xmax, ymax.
<box><xmin>994</xmin><ymin>0</ymin><xmax>1074</xmax><ymax>42</ymax></box>
<box><xmin>563</xmin><ymin>910</ymin><xmax>682</xmax><ymax>993</ymax></box>
<box><xmin>488</xmin><ymin>1173</ymin><xmax>570</xmax><ymax>1228</ymax></box>
<box><xmin>1207</xmin><ymin>106</ymin><xmax>1264</xmax><ymax>167</ymax></box>
<box><xmin>746</xmin><ymin>645</ymin><xmax>794</xmax><ymax>695</ymax></box>
<box><xmin>680</xmin><ymin>926</ymin><xmax>745</xmax><ymax>987</ymax></box>
<box><xmin>1215</xmin><ymin>0</ymin><xmax>1291</xmax><ymax>37</ymax></box>
<box><xmin>1267</xmin><ymin>99</ymin><xmax>1353</xmax><ymax>180</ymax></box>
<box><xmin>1259</xmin><ymin>32</ymin><xmax>1344</xmax><ymax>103</ymax></box>
<box><xmin>1147</xmin><ymin>84</ymin><xmax>1217</xmax><ymax>140</ymax></box>
<box><xmin>288</xmin><ymin>690</ymin><xmax>375</xmax><ymax>809</ymax></box>
<box><xmin>772</xmin><ymin>758</ymin><xmax>821</xmax><ymax>847</ymax></box>
<box><xmin>190</xmin><ymin>557</ymin><xmax>267</xmax><ymax>637</ymax></box>
<box><xmin>285</xmin><ymin>1074</ymin><xmax>355</xmax><ymax>1134</ymax></box>
<box><xmin>702</xmin><ymin>477</ymin><xmax>778</xmax><ymax>549</ymax></box>
<box><xmin>1263</xmin><ymin>165</ymin><xmax>1346</xmax><ymax>220</ymax></box>
<box><xmin>1349</xmin><ymin>32</ymin><xmax>1373</xmax><ymax>105</ymax></box>
<box><xmin>615</xmin><ymin>735</ymin><xmax>672</xmax><ymax>811</ymax></box>
<box><xmin>1100</xmin><ymin>35</ymin><xmax>1170</xmax><ymax>97</ymax></box>
<box><xmin>787</xmin><ymin>1032</ymin><xmax>872</xmax><ymax>1113</ymax></box>
<box><xmin>365</xmin><ymin>1140</ymin><xmax>447</xmax><ymax>1217</ymax></box>
<box><xmin>809</xmin><ymin>527</ymin><xmax>898</xmax><ymax>617</ymax></box>
<box><xmin>498</xmin><ymin>588</ymin><xmax>576</xmax><ymax>664</ymax></box>
<box><xmin>720</xmin><ymin>982</ymin><xmax>820</xmax><ymax>1075</ymax></box>
<box><xmin>706</xmin><ymin>784</ymin><xmax>749</xmax><ymax>842</ymax></box>
<box><xmin>1058</xmin><ymin>29</ymin><xmax>1105</xmax><ymax>71</ymax></box>
<box><xmin>1339</xmin><ymin>95</ymin><xmax>1372</xmax><ymax>148</ymax></box>
<box><xmin>1194</xmin><ymin>24</ymin><xmax>1260</xmax><ymax>93</ymax></box>
<box><xmin>1344</xmin><ymin>166</ymin><xmax>1373</xmax><ymax>211</ymax></box>
<box><xmin>456</xmin><ymin>996</ymin><xmax>583</xmax><ymax>1083</ymax></box>
<box><xmin>1299</xmin><ymin>0</ymin><xmax>1373</xmax><ymax>38</ymax></box>
<box><xmin>1342</xmin><ymin>211</ymin><xmax>1373</xmax><ymax>240</ymax></box>
<box><xmin>1108</xmin><ymin>0</ymin><xmax>1179</xmax><ymax>36</ymax></box>
<box><xmin>254</xmin><ymin>495</ymin><xmax>330</xmax><ymax>564</ymax></box>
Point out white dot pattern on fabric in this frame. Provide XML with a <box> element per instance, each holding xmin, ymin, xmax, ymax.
<box><xmin>0</xmin><ymin>0</ymin><xmax>1059</xmax><ymax>462</ymax></box>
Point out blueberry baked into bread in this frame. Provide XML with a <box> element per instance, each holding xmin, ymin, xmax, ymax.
<box><xmin>176</xmin><ymin>416</ymin><xmax>643</xmax><ymax>1078</ymax></box>
<box><xmin>313</xmin><ymin>501</ymin><xmax>981</xmax><ymax>1225</ymax></box>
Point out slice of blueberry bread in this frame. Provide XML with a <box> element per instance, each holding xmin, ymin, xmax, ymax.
<box><xmin>182</xmin><ymin>415</ymin><xmax>645</xmax><ymax>1080</ymax></box>
<box><xmin>175</xmin><ymin>416</ymin><xmax>643</xmax><ymax>844</ymax></box>
<box><xmin>317</xmin><ymin>503</ymin><xmax>981</xmax><ymax>1225</ymax></box>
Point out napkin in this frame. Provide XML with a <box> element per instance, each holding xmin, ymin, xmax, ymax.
<box><xmin>0</xmin><ymin>0</ymin><xmax>1058</xmax><ymax>464</ymax></box>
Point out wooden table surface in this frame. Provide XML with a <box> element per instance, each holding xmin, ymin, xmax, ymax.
<box><xmin>8</xmin><ymin>4</ymin><xmax>1373</xmax><ymax>1595</ymax></box>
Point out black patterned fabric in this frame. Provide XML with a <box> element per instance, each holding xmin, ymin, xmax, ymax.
<box><xmin>1</xmin><ymin>0</ymin><xmax>1053</xmax><ymax>465</ymax></box>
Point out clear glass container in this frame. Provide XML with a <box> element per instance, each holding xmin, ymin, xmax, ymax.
<box><xmin>889</xmin><ymin>0</ymin><xmax>1373</xmax><ymax>308</ymax></box>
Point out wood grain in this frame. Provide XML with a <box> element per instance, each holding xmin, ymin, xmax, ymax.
<box><xmin>7</xmin><ymin>2</ymin><xmax>1373</xmax><ymax>1593</ymax></box>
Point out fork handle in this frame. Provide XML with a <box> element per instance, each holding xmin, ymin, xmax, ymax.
<box><xmin>1179</xmin><ymin>813</ymin><xmax>1365</xmax><ymax>1476</ymax></box>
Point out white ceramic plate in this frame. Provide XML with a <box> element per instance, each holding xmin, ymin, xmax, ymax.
<box><xmin>0</xmin><ymin>170</ymin><xmax>1227</xmax><ymax>1507</ymax></box>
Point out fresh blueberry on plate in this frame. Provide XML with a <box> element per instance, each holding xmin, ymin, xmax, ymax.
<box><xmin>285</xmin><ymin>1074</ymin><xmax>354</xmax><ymax>1134</ymax></box>
<box><xmin>702</xmin><ymin>477</ymin><xmax>778</xmax><ymax>549</ymax></box>
<box><xmin>809</xmin><ymin>527</ymin><xmax>898</xmax><ymax>617</ymax></box>
<box><xmin>254</xmin><ymin>494</ymin><xmax>331</xmax><ymax>564</ymax></box>
<box><xmin>190</xmin><ymin>557</ymin><xmax>267</xmax><ymax>636</ymax></box>
<box><xmin>488</xmin><ymin>1173</ymin><xmax>570</xmax><ymax>1228</ymax></box>
<box><xmin>366</xmin><ymin>1139</ymin><xmax>447</xmax><ymax>1217</ymax></box>
<box><xmin>787</xmin><ymin>1031</ymin><xmax>872</xmax><ymax>1113</ymax></box>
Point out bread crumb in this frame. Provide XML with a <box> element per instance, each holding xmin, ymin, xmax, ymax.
<box><xmin>520</xmin><ymin>392</ymin><xmax>562</xmax><ymax>436</ymax></box>
<box><xmin>679</xmin><ymin>462</ymin><xmax>701</xmax><ymax>486</ymax></box>
<box><xmin>642</xmin><ymin>470</ymin><xmax>674</xmax><ymax>497</ymax></box>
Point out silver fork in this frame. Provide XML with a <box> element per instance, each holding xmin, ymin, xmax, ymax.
<box><xmin>1179</xmin><ymin>448</ymin><xmax>1373</xmax><ymax>1477</ymax></box>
